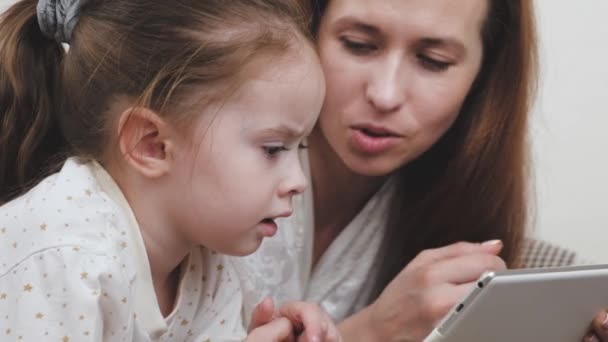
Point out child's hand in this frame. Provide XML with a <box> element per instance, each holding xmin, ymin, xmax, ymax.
<box><xmin>246</xmin><ymin>297</ymin><xmax>342</xmax><ymax>342</ymax></box>
<box><xmin>278</xmin><ymin>301</ymin><xmax>341</xmax><ymax>342</ymax></box>
<box><xmin>247</xmin><ymin>297</ymin><xmax>295</xmax><ymax>341</ymax></box>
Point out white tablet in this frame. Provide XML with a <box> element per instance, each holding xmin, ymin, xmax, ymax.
<box><xmin>424</xmin><ymin>264</ymin><xmax>608</xmax><ymax>342</ymax></box>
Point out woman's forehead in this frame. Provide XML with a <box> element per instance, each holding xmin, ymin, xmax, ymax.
<box><xmin>323</xmin><ymin>0</ymin><xmax>488</xmax><ymax>41</ymax></box>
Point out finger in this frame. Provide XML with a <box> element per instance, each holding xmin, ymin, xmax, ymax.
<box><xmin>248</xmin><ymin>297</ymin><xmax>276</xmax><ymax>332</ymax></box>
<box><xmin>247</xmin><ymin>317</ymin><xmax>295</xmax><ymax>342</ymax></box>
<box><xmin>583</xmin><ymin>333</ymin><xmax>600</xmax><ymax>342</ymax></box>
<box><xmin>591</xmin><ymin>311</ymin><xmax>608</xmax><ymax>340</ymax></box>
<box><xmin>408</xmin><ymin>240</ymin><xmax>503</xmax><ymax>269</ymax></box>
<box><xmin>420</xmin><ymin>282</ymin><xmax>478</xmax><ymax>326</ymax></box>
<box><xmin>324</xmin><ymin>316</ymin><xmax>342</xmax><ymax>342</ymax></box>
<box><xmin>279</xmin><ymin>302</ymin><xmax>327</xmax><ymax>341</ymax></box>
<box><xmin>421</xmin><ymin>253</ymin><xmax>507</xmax><ymax>285</ymax></box>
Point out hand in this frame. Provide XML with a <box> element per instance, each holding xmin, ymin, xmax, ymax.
<box><xmin>247</xmin><ymin>297</ymin><xmax>342</xmax><ymax>342</ymax></box>
<box><xmin>279</xmin><ymin>301</ymin><xmax>341</xmax><ymax>342</ymax></box>
<box><xmin>247</xmin><ymin>298</ymin><xmax>295</xmax><ymax>341</ymax></box>
<box><xmin>366</xmin><ymin>241</ymin><xmax>506</xmax><ymax>342</ymax></box>
<box><xmin>583</xmin><ymin>310</ymin><xmax>608</xmax><ymax>341</ymax></box>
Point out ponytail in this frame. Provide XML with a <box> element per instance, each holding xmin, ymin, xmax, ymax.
<box><xmin>0</xmin><ymin>0</ymin><xmax>67</xmax><ymax>204</ymax></box>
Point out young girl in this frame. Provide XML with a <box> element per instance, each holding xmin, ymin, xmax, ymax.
<box><xmin>0</xmin><ymin>0</ymin><xmax>338</xmax><ymax>341</ymax></box>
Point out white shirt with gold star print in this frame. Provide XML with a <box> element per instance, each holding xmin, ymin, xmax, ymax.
<box><xmin>0</xmin><ymin>158</ymin><xmax>246</xmax><ymax>341</ymax></box>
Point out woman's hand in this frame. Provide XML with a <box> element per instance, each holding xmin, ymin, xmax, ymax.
<box><xmin>247</xmin><ymin>297</ymin><xmax>342</xmax><ymax>342</ymax></box>
<box><xmin>339</xmin><ymin>240</ymin><xmax>506</xmax><ymax>342</ymax></box>
<box><xmin>583</xmin><ymin>311</ymin><xmax>608</xmax><ymax>341</ymax></box>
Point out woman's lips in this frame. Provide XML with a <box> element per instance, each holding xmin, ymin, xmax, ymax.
<box><xmin>349</xmin><ymin>125</ymin><xmax>402</xmax><ymax>155</ymax></box>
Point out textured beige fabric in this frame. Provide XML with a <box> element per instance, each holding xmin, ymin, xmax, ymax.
<box><xmin>520</xmin><ymin>238</ymin><xmax>584</xmax><ymax>268</ymax></box>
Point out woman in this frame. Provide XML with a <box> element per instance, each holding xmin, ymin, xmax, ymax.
<box><xmin>237</xmin><ymin>0</ymin><xmax>606</xmax><ymax>341</ymax></box>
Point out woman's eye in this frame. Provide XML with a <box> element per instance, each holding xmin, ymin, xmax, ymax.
<box><xmin>340</xmin><ymin>36</ymin><xmax>377</xmax><ymax>55</ymax></box>
<box><xmin>417</xmin><ymin>54</ymin><xmax>452</xmax><ymax>72</ymax></box>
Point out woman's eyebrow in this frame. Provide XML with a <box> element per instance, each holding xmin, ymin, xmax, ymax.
<box><xmin>333</xmin><ymin>16</ymin><xmax>381</xmax><ymax>36</ymax></box>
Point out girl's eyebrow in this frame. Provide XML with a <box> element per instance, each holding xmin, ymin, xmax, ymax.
<box><xmin>258</xmin><ymin>124</ymin><xmax>306</xmax><ymax>139</ymax></box>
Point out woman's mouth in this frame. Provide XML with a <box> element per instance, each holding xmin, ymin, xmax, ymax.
<box><xmin>350</xmin><ymin>126</ymin><xmax>402</xmax><ymax>155</ymax></box>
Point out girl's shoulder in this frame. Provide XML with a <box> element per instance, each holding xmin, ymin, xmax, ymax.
<box><xmin>0</xmin><ymin>158</ymin><xmax>133</xmax><ymax>276</ymax></box>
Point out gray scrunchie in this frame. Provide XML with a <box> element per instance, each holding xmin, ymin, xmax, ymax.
<box><xmin>36</xmin><ymin>0</ymin><xmax>87</xmax><ymax>44</ymax></box>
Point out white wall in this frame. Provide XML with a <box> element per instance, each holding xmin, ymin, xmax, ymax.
<box><xmin>1</xmin><ymin>0</ymin><xmax>607</xmax><ymax>261</ymax></box>
<box><xmin>532</xmin><ymin>0</ymin><xmax>608</xmax><ymax>262</ymax></box>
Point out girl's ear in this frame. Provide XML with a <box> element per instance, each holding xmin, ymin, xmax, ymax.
<box><xmin>116</xmin><ymin>107</ymin><xmax>177</xmax><ymax>179</ymax></box>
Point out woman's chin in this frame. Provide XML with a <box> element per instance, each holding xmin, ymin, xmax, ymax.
<box><xmin>341</xmin><ymin>151</ymin><xmax>406</xmax><ymax>178</ymax></box>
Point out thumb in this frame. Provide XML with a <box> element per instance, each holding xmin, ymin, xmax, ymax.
<box><xmin>479</xmin><ymin>239</ymin><xmax>504</xmax><ymax>255</ymax></box>
<box><xmin>248</xmin><ymin>297</ymin><xmax>276</xmax><ymax>332</ymax></box>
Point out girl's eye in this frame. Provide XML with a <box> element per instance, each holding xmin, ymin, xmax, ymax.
<box><xmin>417</xmin><ymin>54</ymin><xmax>452</xmax><ymax>72</ymax></box>
<box><xmin>263</xmin><ymin>145</ymin><xmax>288</xmax><ymax>158</ymax></box>
<box><xmin>263</xmin><ymin>142</ymin><xmax>307</xmax><ymax>159</ymax></box>
<box><xmin>340</xmin><ymin>36</ymin><xmax>377</xmax><ymax>55</ymax></box>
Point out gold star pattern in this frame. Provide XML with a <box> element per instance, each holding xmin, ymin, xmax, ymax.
<box><xmin>79</xmin><ymin>315</ymin><xmax>85</xmax><ymax>320</ymax></box>
<box><xmin>180</xmin><ymin>319</ymin><xmax>189</xmax><ymax>326</ymax></box>
<box><xmin>72</xmin><ymin>247</ymin><xmax>80</xmax><ymax>252</ymax></box>
<box><xmin>80</xmin><ymin>272</ymin><xmax>88</xmax><ymax>279</ymax></box>
<box><xmin>35</xmin><ymin>312</ymin><xmax>44</xmax><ymax>319</ymax></box>
<box><xmin>12</xmin><ymin>242</ymin><xmax>17</xmax><ymax>248</ymax></box>
<box><xmin>0</xmin><ymin>293</ymin><xmax>6</xmax><ymax>299</ymax></box>
<box><xmin>85</xmin><ymin>189</ymin><xmax>92</xmax><ymax>197</ymax></box>
<box><xmin>121</xmin><ymin>297</ymin><xmax>127</xmax><ymax>304</ymax></box>
<box><xmin>1</xmin><ymin>227</ymin><xmax>5</xmax><ymax>234</ymax></box>
<box><xmin>62</xmin><ymin>336</ymin><xmax>69</xmax><ymax>342</ymax></box>
<box><xmin>220</xmin><ymin>319</ymin><xmax>225</xmax><ymax>325</ymax></box>
<box><xmin>66</xmin><ymin>196</ymin><xmax>73</xmax><ymax>200</ymax></box>
<box><xmin>40</xmin><ymin>223</ymin><xmax>47</xmax><ymax>231</ymax></box>
<box><xmin>216</xmin><ymin>264</ymin><xmax>224</xmax><ymax>271</ymax></box>
<box><xmin>6</xmin><ymin>329</ymin><xmax>10</xmax><ymax>334</ymax></box>
<box><xmin>120</xmin><ymin>241</ymin><xmax>127</xmax><ymax>249</ymax></box>
<box><xmin>23</xmin><ymin>284</ymin><xmax>33</xmax><ymax>292</ymax></box>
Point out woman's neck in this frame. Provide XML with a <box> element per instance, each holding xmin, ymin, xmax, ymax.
<box><xmin>308</xmin><ymin>128</ymin><xmax>387</xmax><ymax>237</ymax></box>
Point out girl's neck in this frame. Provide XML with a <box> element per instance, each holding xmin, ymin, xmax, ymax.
<box><xmin>106</xmin><ymin>161</ymin><xmax>191</xmax><ymax>316</ymax></box>
<box><xmin>308</xmin><ymin>127</ymin><xmax>387</xmax><ymax>236</ymax></box>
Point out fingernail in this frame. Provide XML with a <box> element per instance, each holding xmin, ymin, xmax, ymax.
<box><xmin>481</xmin><ymin>239</ymin><xmax>502</xmax><ymax>246</ymax></box>
<box><xmin>602</xmin><ymin>311</ymin><xmax>608</xmax><ymax>329</ymax></box>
